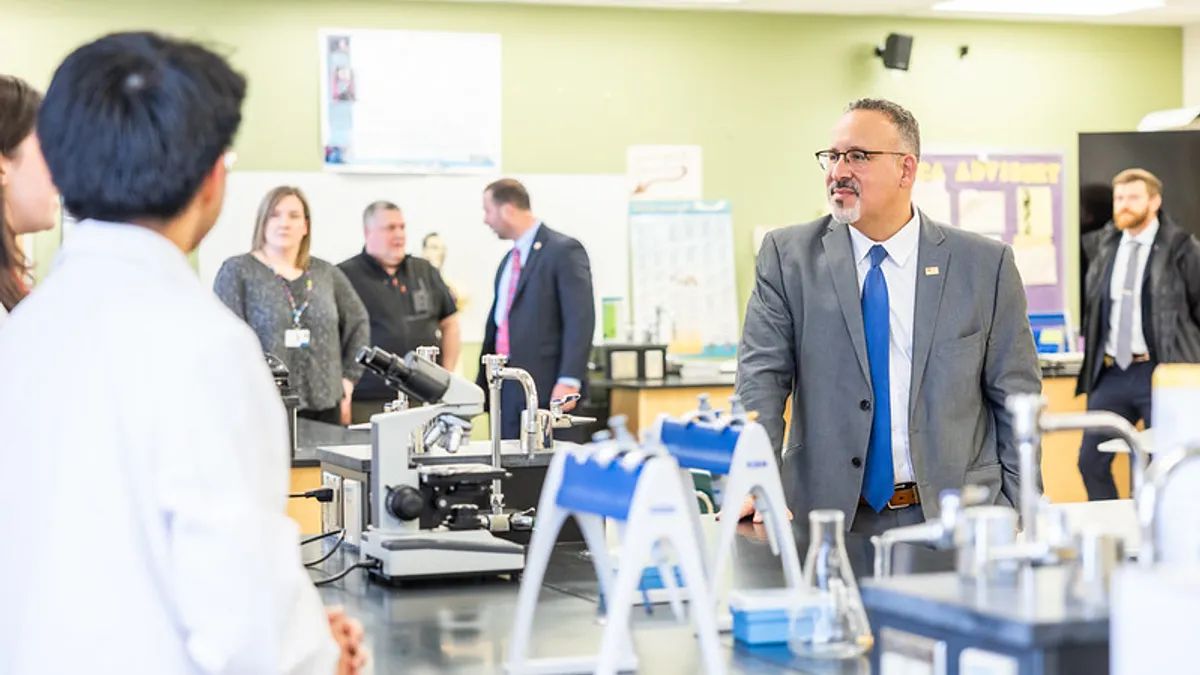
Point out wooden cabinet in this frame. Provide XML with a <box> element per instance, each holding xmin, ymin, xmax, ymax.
<box><xmin>1041</xmin><ymin>376</ymin><xmax>1131</xmax><ymax>503</ymax></box>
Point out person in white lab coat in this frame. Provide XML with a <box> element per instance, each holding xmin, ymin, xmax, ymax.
<box><xmin>0</xmin><ymin>32</ymin><xmax>365</xmax><ymax>675</ymax></box>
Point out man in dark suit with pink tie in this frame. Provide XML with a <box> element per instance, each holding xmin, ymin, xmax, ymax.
<box><xmin>477</xmin><ymin>178</ymin><xmax>596</xmax><ymax>439</ymax></box>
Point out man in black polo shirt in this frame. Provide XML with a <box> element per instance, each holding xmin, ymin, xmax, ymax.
<box><xmin>339</xmin><ymin>201</ymin><xmax>461</xmax><ymax>423</ymax></box>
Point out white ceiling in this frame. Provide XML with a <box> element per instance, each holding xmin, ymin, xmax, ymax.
<box><xmin>433</xmin><ymin>0</ymin><xmax>1200</xmax><ymax>25</ymax></box>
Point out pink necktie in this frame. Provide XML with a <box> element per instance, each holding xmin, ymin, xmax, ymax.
<box><xmin>496</xmin><ymin>248</ymin><xmax>522</xmax><ymax>355</ymax></box>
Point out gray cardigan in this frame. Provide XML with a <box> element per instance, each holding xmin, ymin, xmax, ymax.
<box><xmin>214</xmin><ymin>253</ymin><xmax>370</xmax><ymax>411</ymax></box>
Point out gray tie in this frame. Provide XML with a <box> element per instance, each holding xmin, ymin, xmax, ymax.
<box><xmin>1115</xmin><ymin>240</ymin><xmax>1142</xmax><ymax>370</ymax></box>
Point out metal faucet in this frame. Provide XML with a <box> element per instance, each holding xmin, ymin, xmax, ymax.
<box><xmin>1009</xmin><ymin>393</ymin><xmax>1148</xmax><ymax>500</ymax></box>
<box><xmin>482</xmin><ymin>354</ymin><xmax>542</xmax><ymax>455</ymax></box>
<box><xmin>872</xmin><ymin>486</ymin><xmax>989</xmax><ymax>577</ymax></box>
<box><xmin>1135</xmin><ymin>443</ymin><xmax>1200</xmax><ymax>566</ymax></box>
<box><xmin>996</xmin><ymin>393</ymin><xmax>1149</xmax><ymax>572</ymax></box>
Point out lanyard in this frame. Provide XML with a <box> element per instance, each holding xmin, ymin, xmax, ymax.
<box><xmin>274</xmin><ymin>269</ymin><xmax>313</xmax><ymax>328</ymax></box>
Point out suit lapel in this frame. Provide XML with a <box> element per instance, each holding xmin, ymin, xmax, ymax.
<box><xmin>908</xmin><ymin>215</ymin><xmax>949</xmax><ymax>408</ymax></box>
<box><xmin>511</xmin><ymin>224</ymin><xmax>550</xmax><ymax>308</ymax></box>
<box><xmin>822</xmin><ymin>221</ymin><xmax>871</xmax><ymax>384</ymax></box>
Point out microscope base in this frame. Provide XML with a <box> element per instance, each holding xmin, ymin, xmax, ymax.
<box><xmin>361</xmin><ymin>528</ymin><xmax>526</xmax><ymax>581</ymax></box>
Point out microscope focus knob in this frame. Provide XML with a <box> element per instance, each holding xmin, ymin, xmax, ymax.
<box><xmin>386</xmin><ymin>485</ymin><xmax>425</xmax><ymax>521</ymax></box>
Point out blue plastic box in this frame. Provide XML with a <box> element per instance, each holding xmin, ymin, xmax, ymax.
<box><xmin>729</xmin><ymin>589</ymin><xmax>812</xmax><ymax>646</ymax></box>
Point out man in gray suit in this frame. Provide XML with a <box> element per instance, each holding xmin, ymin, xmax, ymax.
<box><xmin>735</xmin><ymin>98</ymin><xmax>1041</xmax><ymax>535</ymax></box>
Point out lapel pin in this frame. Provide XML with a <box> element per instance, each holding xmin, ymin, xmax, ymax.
<box><xmin>925</xmin><ymin>266</ymin><xmax>940</xmax><ymax>276</ymax></box>
<box><xmin>533</xmin><ymin>241</ymin><xmax>542</xmax><ymax>251</ymax></box>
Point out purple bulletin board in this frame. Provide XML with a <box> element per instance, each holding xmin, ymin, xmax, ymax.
<box><xmin>912</xmin><ymin>152</ymin><xmax>1066</xmax><ymax>315</ymax></box>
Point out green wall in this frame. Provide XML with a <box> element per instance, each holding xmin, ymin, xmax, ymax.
<box><xmin>5</xmin><ymin>0</ymin><xmax>1183</xmax><ymax>348</ymax></box>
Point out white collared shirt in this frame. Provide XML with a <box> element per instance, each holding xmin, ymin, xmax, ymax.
<box><xmin>493</xmin><ymin>220</ymin><xmax>542</xmax><ymax>327</ymax></box>
<box><xmin>847</xmin><ymin>209</ymin><xmax>920</xmax><ymax>484</ymax></box>
<box><xmin>0</xmin><ymin>221</ymin><xmax>338</xmax><ymax>675</ymax></box>
<box><xmin>1104</xmin><ymin>218</ymin><xmax>1159</xmax><ymax>358</ymax></box>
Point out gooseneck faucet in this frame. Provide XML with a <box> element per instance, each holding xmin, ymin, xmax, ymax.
<box><xmin>1135</xmin><ymin>443</ymin><xmax>1200</xmax><ymax>566</ymax></box>
<box><xmin>482</xmin><ymin>354</ymin><xmax>541</xmax><ymax>450</ymax></box>
<box><xmin>872</xmin><ymin>486</ymin><xmax>989</xmax><ymax>577</ymax></box>
<box><xmin>481</xmin><ymin>354</ymin><xmax>541</xmax><ymax>513</ymax></box>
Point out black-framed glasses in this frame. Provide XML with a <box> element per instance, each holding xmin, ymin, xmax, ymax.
<box><xmin>815</xmin><ymin>149</ymin><xmax>907</xmax><ymax>171</ymax></box>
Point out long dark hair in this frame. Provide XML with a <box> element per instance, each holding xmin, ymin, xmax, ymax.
<box><xmin>0</xmin><ymin>75</ymin><xmax>43</xmax><ymax>312</ymax></box>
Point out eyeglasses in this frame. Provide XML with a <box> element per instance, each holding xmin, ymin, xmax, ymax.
<box><xmin>815</xmin><ymin>149</ymin><xmax>907</xmax><ymax>171</ymax></box>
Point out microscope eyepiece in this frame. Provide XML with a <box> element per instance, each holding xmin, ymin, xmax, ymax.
<box><xmin>356</xmin><ymin>345</ymin><xmax>451</xmax><ymax>404</ymax></box>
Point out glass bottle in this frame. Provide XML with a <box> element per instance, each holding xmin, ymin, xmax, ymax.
<box><xmin>788</xmin><ymin>509</ymin><xmax>873</xmax><ymax>659</ymax></box>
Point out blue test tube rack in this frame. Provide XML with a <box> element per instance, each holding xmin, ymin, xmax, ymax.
<box><xmin>505</xmin><ymin>418</ymin><xmax>725</xmax><ymax>675</ymax></box>
<box><xmin>645</xmin><ymin>394</ymin><xmax>804</xmax><ymax>633</ymax></box>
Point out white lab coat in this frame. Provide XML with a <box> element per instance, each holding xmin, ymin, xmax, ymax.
<box><xmin>0</xmin><ymin>221</ymin><xmax>339</xmax><ymax>674</ymax></box>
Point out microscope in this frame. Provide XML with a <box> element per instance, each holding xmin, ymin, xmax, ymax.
<box><xmin>355</xmin><ymin>346</ymin><xmax>528</xmax><ymax>581</ymax></box>
<box><xmin>265</xmin><ymin>352</ymin><xmax>300</xmax><ymax>456</ymax></box>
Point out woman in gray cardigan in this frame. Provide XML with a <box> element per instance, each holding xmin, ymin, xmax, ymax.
<box><xmin>214</xmin><ymin>186</ymin><xmax>370</xmax><ymax>425</ymax></box>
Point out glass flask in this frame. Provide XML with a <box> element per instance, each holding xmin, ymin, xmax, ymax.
<box><xmin>788</xmin><ymin>509</ymin><xmax>873</xmax><ymax>659</ymax></box>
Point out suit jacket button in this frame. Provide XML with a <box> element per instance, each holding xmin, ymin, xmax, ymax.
<box><xmin>851</xmin><ymin>457</ymin><xmax>863</xmax><ymax>468</ymax></box>
<box><xmin>859</xmin><ymin>399</ymin><xmax>871</xmax><ymax>411</ymax></box>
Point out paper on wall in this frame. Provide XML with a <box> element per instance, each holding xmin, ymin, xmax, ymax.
<box><xmin>912</xmin><ymin>178</ymin><xmax>953</xmax><ymax>224</ymax></box>
<box><xmin>1012</xmin><ymin>242</ymin><xmax>1059</xmax><ymax>286</ymax></box>
<box><xmin>627</xmin><ymin>145</ymin><xmax>703</xmax><ymax>201</ymax></box>
<box><xmin>957</xmin><ymin>189</ymin><xmax>1006</xmax><ymax>235</ymax></box>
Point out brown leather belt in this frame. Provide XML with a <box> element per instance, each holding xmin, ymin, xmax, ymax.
<box><xmin>860</xmin><ymin>483</ymin><xmax>920</xmax><ymax>510</ymax></box>
<box><xmin>1104</xmin><ymin>354</ymin><xmax>1151</xmax><ymax>367</ymax></box>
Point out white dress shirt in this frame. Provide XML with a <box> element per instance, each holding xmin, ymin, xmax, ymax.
<box><xmin>0</xmin><ymin>222</ymin><xmax>338</xmax><ymax>675</ymax></box>
<box><xmin>493</xmin><ymin>220</ymin><xmax>542</xmax><ymax>328</ymax></box>
<box><xmin>1104</xmin><ymin>218</ymin><xmax>1159</xmax><ymax>358</ymax></box>
<box><xmin>847</xmin><ymin>209</ymin><xmax>920</xmax><ymax>484</ymax></box>
<box><xmin>491</xmin><ymin>221</ymin><xmax>580</xmax><ymax>389</ymax></box>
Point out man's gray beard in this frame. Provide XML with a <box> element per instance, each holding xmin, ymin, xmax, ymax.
<box><xmin>830</xmin><ymin>199</ymin><xmax>861</xmax><ymax>225</ymax></box>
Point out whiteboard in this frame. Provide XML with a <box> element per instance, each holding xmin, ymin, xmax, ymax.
<box><xmin>199</xmin><ymin>171</ymin><xmax>629</xmax><ymax>344</ymax></box>
<box><xmin>319</xmin><ymin>28</ymin><xmax>501</xmax><ymax>174</ymax></box>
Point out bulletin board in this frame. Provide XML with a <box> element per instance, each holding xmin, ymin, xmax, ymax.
<box><xmin>911</xmin><ymin>151</ymin><xmax>1067</xmax><ymax>315</ymax></box>
<box><xmin>318</xmin><ymin>28</ymin><xmax>502</xmax><ymax>174</ymax></box>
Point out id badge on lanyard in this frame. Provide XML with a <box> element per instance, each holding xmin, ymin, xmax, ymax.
<box><xmin>279</xmin><ymin>273</ymin><xmax>313</xmax><ymax>349</ymax></box>
<box><xmin>412</xmin><ymin>278</ymin><xmax>432</xmax><ymax>316</ymax></box>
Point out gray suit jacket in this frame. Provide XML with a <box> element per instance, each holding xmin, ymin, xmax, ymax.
<box><xmin>736</xmin><ymin>212</ymin><xmax>1042</xmax><ymax>527</ymax></box>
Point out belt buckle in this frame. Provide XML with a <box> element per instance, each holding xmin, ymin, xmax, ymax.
<box><xmin>886</xmin><ymin>484</ymin><xmax>916</xmax><ymax>509</ymax></box>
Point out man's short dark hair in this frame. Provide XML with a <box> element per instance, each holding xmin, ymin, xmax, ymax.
<box><xmin>362</xmin><ymin>200</ymin><xmax>401</xmax><ymax>226</ymax></box>
<box><xmin>37</xmin><ymin>32</ymin><xmax>247</xmax><ymax>223</ymax></box>
<box><xmin>846</xmin><ymin>98</ymin><xmax>921</xmax><ymax>160</ymax></box>
<box><xmin>485</xmin><ymin>178</ymin><xmax>531</xmax><ymax>211</ymax></box>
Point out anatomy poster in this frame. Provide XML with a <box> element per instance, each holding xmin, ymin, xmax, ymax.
<box><xmin>626</xmin><ymin>145</ymin><xmax>703</xmax><ymax>201</ymax></box>
<box><xmin>913</xmin><ymin>152</ymin><xmax>1066</xmax><ymax>313</ymax></box>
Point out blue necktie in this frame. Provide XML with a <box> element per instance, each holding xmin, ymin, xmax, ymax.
<box><xmin>861</xmin><ymin>244</ymin><xmax>895</xmax><ymax>512</ymax></box>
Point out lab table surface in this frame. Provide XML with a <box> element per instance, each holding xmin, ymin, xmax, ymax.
<box><xmin>590</xmin><ymin>372</ymin><xmax>739</xmax><ymax>390</ymax></box>
<box><xmin>306</xmin><ymin>519</ymin><xmax>955</xmax><ymax>674</ymax></box>
<box><xmin>293</xmin><ymin>418</ymin><xmax>371</xmax><ymax>468</ymax></box>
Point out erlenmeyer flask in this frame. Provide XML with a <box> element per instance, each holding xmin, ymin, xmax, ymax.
<box><xmin>788</xmin><ymin>509</ymin><xmax>873</xmax><ymax>659</ymax></box>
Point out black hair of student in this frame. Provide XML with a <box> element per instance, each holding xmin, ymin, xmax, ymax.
<box><xmin>37</xmin><ymin>31</ymin><xmax>247</xmax><ymax>223</ymax></box>
<box><xmin>0</xmin><ymin>75</ymin><xmax>43</xmax><ymax>312</ymax></box>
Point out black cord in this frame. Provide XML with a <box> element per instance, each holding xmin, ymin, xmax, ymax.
<box><xmin>301</xmin><ymin>529</ymin><xmax>343</xmax><ymax>546</ymax></box>
<box><xmin>304</xmin><ymin>530</ymin><xmax>346</xmax><ymax>567</ymax></box>
<box><xmin>289</xmin><ymin>487</ymin><xmax>335</xmax><ymax>502</ymax></box>
<box><xmin>312</xmin><ymin>559</ymin><xmax>380</xmax><ymax>587</ymax></box>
